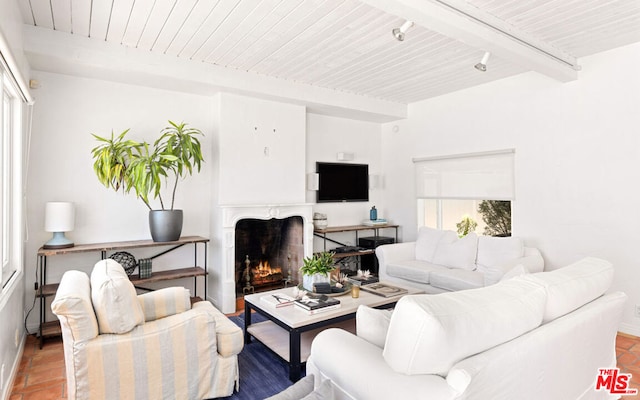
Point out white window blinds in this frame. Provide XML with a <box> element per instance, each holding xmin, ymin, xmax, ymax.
<box><xmin>413</xmin><ymin>149</ymin><xmax>515</xmax><ymax>200</ymax></box>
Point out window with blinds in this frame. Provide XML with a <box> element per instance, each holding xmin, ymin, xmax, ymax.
<box><xmin>413</xmin><ymin>150</ymin><xmax>514</xmax><ymax>236</ymax></box>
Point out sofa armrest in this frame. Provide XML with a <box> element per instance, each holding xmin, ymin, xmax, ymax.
<box><xmin>307</xmin><ymin>328</ymin><xmax>458</xmax><ymax>400</ymax></box>
<box><xmin>483</xmin><ymin>248</ymin><xmax>545</xmax><ymax>286</ymax></box>
<box><xmin>137</xmin><ymin>287</ymin><xmax>191</xmax><ymax>322</ymax></box>
<box><xmin>194</xmin><ymin>301</ymin><xmax>244</xmax><ymax>358</ymax></box>
<box><xmin>376</xmin><ymin>242</ymin><xmax>416</xmax><ymax>279</ymax></box>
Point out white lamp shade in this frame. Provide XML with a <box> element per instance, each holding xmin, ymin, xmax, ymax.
<box><xmin>44</xmin><ymin>202</ymin><xmax>75</xmax><ymax>232</ymax></box>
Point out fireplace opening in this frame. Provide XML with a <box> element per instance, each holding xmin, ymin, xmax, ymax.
<box><xmin>235</xmin><ymin>216</ymin><xmax>304</xmax><ymax>296</ymax></box>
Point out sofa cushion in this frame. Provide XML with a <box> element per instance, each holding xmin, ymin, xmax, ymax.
<box><xmin>432</xmin><ymin>232</ymin><xmax>478</xmax><ymax>270</ymax></box>
<box><xmin>138</xmin><ymin>287</ymin><xmax>192</xmax><ymax>322</ymax></box>
<box><xmin>415</xmin><ymin>227</ymin><xmax>457</xmax><ymax>262</ymax></box>
<box><xmin>356</xmin><ymin>305</ymin><xmax>393</xmax><ymax>348</ymax></box>
<box><xmin>91</xmin><ymin>259</ymin><xmax>145</xmax><ymax>334</ymax></box>
<box><xmin>524</xmin><ymin>257</ymin><xmax>613</xmax><ymax>323</ymax></box>
<box><xmin>382</xmin><ymin>278</ymin><xmax>546</xmax><ymax>376</ymax></box>
<box><xmin>266</xmin><ymin>375</ymin><xmax>334</xmax><ymax>400</ymax></box>
<box><xmin>51</xmin><ymin>270</ymin><xmax>99</xmax><ymax>342</ymax></box>
<box><xmin>265</xmin><ymin>375</ymin><xmax>315</xmax><ymax>400</ymax></box>
<box><xmin>476</xmin><ymin>236</ymin><xmax>524</xmax><ymax>272</ymax></box>
<box><xmin>499</xmin><ymin>264</ymin><xmax>528</xmax><ymax>282</ymax></box>
<box><xmin>301</xmin><ymin>380</ymin><xmax>334</xmax><ymax>400</ymax></box>
<box><xmin>386</xmin><ymin>260</ymin><xmax>444</xmax><ymax>284</ymax></box>
<box><xmin>429</xmin><ymin>268</ymin><xmax>484</xmax><ymax>291</ymax></box>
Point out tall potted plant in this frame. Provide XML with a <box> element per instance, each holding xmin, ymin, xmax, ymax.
<box><xmin>91</xmin><ymin>121</ymin><xmax>204</xmax><ymax>242</ymax></box>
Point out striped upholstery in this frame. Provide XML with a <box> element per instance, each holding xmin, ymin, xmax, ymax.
<box><xmin>195</xmin><ymin>302</ymin><xmax>244</xmax><ymax>359</ymax></box>
<box><xmin>52</xmin><ymin>271</ymin><xmax>243</xmax><ymax>400</ymax></box>
<box><xmin>138</xmin><ymin>287</ymin><xmax>191</xmax><ymax>322</ymax></box>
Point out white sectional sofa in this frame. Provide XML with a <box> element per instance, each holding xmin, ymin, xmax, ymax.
<box><xmin>307</xmin><ymin>257</ymin><xmax>626</xmax><ymax>400</ymax></box>
<box><xmin>376</xmin><ymin>227</ymin><xmax>544</xmax><ymax>293</ymax></box>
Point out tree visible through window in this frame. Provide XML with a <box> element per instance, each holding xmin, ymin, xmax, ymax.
<box><xmin>419</xmin><ymin>199</ymin><xmax>512</xmax><ymax>237</ymax></box>
<box><xmin>478</xmin><ymin>200</ymin><xmax>511</xmax><ymax>237</ymax></box>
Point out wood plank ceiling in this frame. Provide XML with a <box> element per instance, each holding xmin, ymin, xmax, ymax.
<box><xmin>18</xmin><ymin>0</ymin><xmax>640</xmax><ymax>104</ymax></box>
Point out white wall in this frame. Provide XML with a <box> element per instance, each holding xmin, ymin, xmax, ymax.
<box><xmin>218</xmin><ymin>93</ymin><xmax>306</xmax><ymax>205</ymax></box>
<box><xmin>208</xmin><ymin>93</ymin><xmax>307</xmax><ymax>312</ymax></box>
<box><xmin>381</xmin><ymin>42</ymin><xmax>640</xmax><ymax>335</ymax></box>
<box><xmin>306</xmin><ymin>114</ymin><xmax>384</xmax><ymax>250</ymax></box>
<box><xmin>26</xmin><ymin>71</ymin><xmax>216</xmax><ymax>329</ymax></box>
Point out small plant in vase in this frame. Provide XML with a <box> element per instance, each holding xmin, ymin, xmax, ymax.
<box><xmin>300</xmin><ymin>251</ymin><xmax>336</xmax><ymax>291</ymax></box>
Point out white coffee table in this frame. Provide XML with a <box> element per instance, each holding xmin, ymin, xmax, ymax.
<box><xmin>243</xmin><ymin>282</ymin><xmax>421</xmax><ymax>381</ymax></box>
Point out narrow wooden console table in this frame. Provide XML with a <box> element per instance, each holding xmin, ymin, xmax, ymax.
<box><xmin>313</xmin><ymin>224</ymin><xmax>399</xmax><ymax>273</ymax></box>
<box><xmin>313</xmin><ymin>224</ymin><xmax>399</xmax><ymax>254</ymax></box>
<box><xmin>37</xmin><ymin>236</ymin><xmax>209</xmax><ymax>348</ymax></box>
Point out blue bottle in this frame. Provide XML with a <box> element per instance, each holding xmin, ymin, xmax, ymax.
<box><xmin>370</xmin><ymin>206</ymin><xmax>377</xmax><ymax>221</ymax></box>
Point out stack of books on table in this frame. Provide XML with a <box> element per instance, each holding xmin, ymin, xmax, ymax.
<box><xmin>360</xmin><ymin>282</ymin><xmax>408</xmax><ymax>298</ymax></box>
<box><xmin>361</xmin><ymin>219</ymin><xmax>388</xmax><ymax>226</ymax></box>
<box><xmin>347</xmin><ymin>275</ymin><xmax>379</xmax><ymax>286</ymax></box>
<box><xmin>260</xmin><ymin>293</ymin><xmax>295</xmax><ymax>308</ymax></box>
<box><xmin>294</xmin><ymin>295</ymin><xmax>341</xmax><ymax>315</ymax></box>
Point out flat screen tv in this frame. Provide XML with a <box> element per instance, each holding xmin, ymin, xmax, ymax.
<box><xmin>316</xmin><ymin>162</ymin><xmax>369</xmax><ymax>203</ymax></box>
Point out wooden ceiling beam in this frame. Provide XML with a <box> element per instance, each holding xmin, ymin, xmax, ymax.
<box><xmin>361</xmin><ymin>0</ymin><xmax>579</xmax><ymax>82</ymax></box>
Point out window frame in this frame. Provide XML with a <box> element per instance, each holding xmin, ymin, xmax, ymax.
<box><xmin>1</xmin><ymin>72</ymin><xmax>21</xmax><ymax>290</ymax></box>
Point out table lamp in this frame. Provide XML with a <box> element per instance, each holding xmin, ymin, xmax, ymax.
<box><xmin>43</xmin><ymin>202</ymin><xmax>75</xmax><ymax>249</ymax></box>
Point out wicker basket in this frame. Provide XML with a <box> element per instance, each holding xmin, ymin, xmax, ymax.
<box><xmin>108</xmin><ymin>252</ymin><xmax>137</xmax><ymax>275</ymax></box>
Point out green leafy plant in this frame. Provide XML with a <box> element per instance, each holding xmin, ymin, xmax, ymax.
<box><xmin>300</xmin><ymin>252</ymin><xmax>336</xmax><ymax>276</ymax></box>
<box><xmin>478</xmin><ymin>200</ymin><xmax>511</xmax><ymax>236</ymax></box>
<box><xmin>91</xmin><ymin>121</ymin><xmax>204</xmax><ymax>211</ymax></box>
<box><xmin>456</xmin><ymin>215</ymin><xmax>477</xmax><ymax>238</ymax></box>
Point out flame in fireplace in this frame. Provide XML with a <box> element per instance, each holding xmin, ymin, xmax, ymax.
<box><xmin>254</xmin><ymin>260</ymin><xmax>281</xmax><ymax>278</ymax></box>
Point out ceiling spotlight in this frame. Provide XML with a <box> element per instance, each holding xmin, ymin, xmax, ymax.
<box><xmin>392</xmin><ymin>20</ymin><xmax>414</xmax><ymax>42</ymax></box>
<box><xmin>474</xmin><ymin>51</ymin><xmax>491</xmax><ymax>72</ymax></box>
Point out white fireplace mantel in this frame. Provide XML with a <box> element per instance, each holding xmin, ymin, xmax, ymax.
<box><xmin>218</xmin><ymin>203</ymin><xmax>314</xmax><ymax>312</ymax></box>
<box><xmin>221</xmin><ymin>204</ymin><xmax>314</xmax><ymax>228</ymax></box>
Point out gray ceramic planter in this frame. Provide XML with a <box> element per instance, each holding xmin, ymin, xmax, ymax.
<box><xmin>149</xmin><ymin>210</ymin><xmax>183</xmax><ymax>242</ymax></box>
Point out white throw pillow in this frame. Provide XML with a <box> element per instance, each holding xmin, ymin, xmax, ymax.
<box><xmin>432</xmin><ymin>232</ymin><xmax>478</xmax><ymax>270</ymax></box>
<box><xmin>91</xmin><ymin>259</ymin><xmax>145</xmax><ymax>334</ymax></box>
<box><xmin>382</xmin><ymin>278</ymin><xmax>546</xmax><ymax>376</ymax></box>
<box><xmin>415</xmin><ymin>227</ymin><xmax>457</xmax><ymax>262</ymax></box>
<box><xmin>499</xmin><ymin>264</ymin><xmax>528</xmax><ymax>282</ymax></box>
<box><xmin>476</xmin><ymin>236</ymin><xmax>524</xmax><ymax>272</ymax></box>
<box><xmin>51</xmin><ymin>270</ymin><xmax>99</xmax><ymax>342</ymax></box>
<box><xmin>356</xmin><ymin>305</ymin><xmax>393</xmax><ymax>348</ymax></box>
<box><xmin>524</xmin><ymin>257</ymin><xmax>613</xmax><ymax>323</ymax></box>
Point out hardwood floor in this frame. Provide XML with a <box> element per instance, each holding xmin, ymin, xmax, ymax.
<box><xmin>10</xmin><ymin>331</ymin><xmax>640</xmax><ymax>399</ymax></box>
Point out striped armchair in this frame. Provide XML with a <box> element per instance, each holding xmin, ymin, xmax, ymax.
<box><xmin>51</xmin><ymin>261</ymin><xmax>243</xmax><ymax>400</ymax></box>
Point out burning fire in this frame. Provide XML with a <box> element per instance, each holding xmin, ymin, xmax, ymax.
<box><xmin>253</xmin><ymin>260</ymin><xmax>282</xmax><ymax>278</ymax></box>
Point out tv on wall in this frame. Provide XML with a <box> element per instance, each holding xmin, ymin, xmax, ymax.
<box><xmin>316</xmin><ymin>162</ymin><xmax>369</xmax><ymax>203</ymax></box>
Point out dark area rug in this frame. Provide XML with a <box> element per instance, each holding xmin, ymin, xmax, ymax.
<box><xmin>215</xmin><ymin>312</ymin><xmax>301</xmax><ymax>400</ymax></box>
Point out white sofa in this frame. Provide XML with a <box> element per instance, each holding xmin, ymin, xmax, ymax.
<box><xmin>376</xmin><ymin>227</ymin><xmax>544</xmax><ymax>293</ymax></box>
<box><xmin>307</xmin><ymin>257</ymin><xmax>626</xmax><ymax>400</ymax></box>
